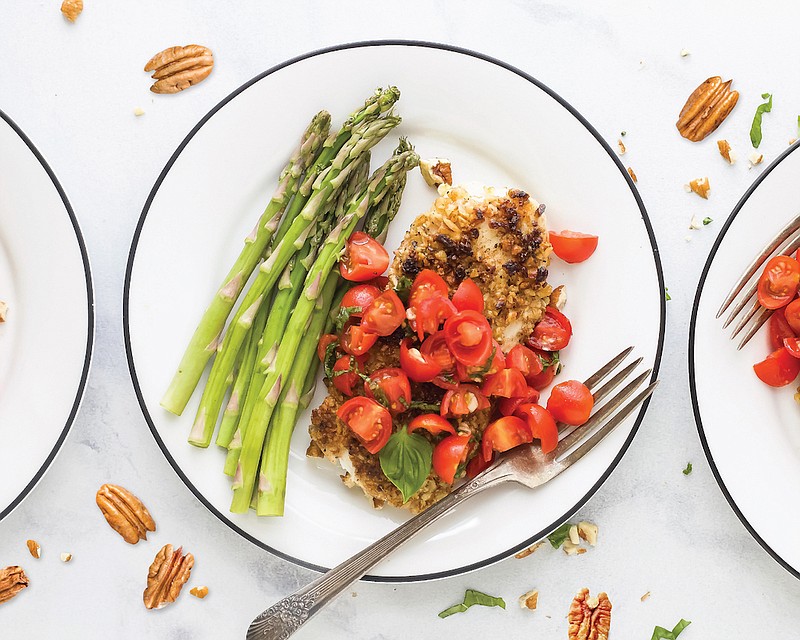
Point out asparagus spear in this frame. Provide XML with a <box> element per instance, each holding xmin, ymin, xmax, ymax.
<box><xmin>161</xmin><ymin>111</ymin><xmax>331</xmax><ymax>416</ymax></box>
<box><xmin>188</xmin><ymin>113</ymin><xmax>400</xmax><ymax>448</ymax></box>
<box><xmin>222</xmin><ymin>157</ymin><xmax>370</xmax><ymax>472</ymax></box>
<box><xmin>256</xmin><ymin>162</ymin><xmax>409</xmax><ymax>515</ymax></box>
<box><xmin>230</xmin><ymin>143</ymin><xmax>419</xmax><ymax>512</ymax></box>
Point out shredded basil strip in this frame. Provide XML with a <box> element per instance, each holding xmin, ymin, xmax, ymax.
<box><xmin>379</xmin><ymin>426</ymin><xmax>433</xmax><ymax>503</ymax></box>
<box><xmin>334</xmin><ymin>306</ymin><xmax>362</xmax><ymax>332</ymax></box>
<box><xmin>702</xmin><ymin>217</ymin><xmax>712</xmax><ymax>226</ymax></box>
<box><xmin>394</xmin><ymin>275</ymin><xmax>414</xmax><ymax>303</ymax></box>
<box><xmin>438</xmin><ymin>589</ymin><xmax>506</xmax><ymax>618</ymax></box>
<box><xmin>651</xmin><ymin>619</ymin><xmax>691</xmax><ymax>640</ymax></box>
<box><xmin>665</xmin><ymin>287</ymin><xmax>672</xmax><ymax>301</ymax></box>
<box><xmin>750</xmin><ymin>92</ymin><xmax>773</xmax><ymax>148</ymax></box>
<box><xmin>407</xmin><ymin>400</ymin><xmax>441</xmax><ymax>412</ymax></box>
<box><xmin>547</xmin><ymin>522</ymin><xmax>572</xmax><ymax>548</ymax></box>
<box><xmin>323</xmin><ymin>341</ymin><xmax>340</xmax><ymax>379</ymax></box>
<box><xmin>683</xmin><ymin>462</ymin><xmax>693</xmax><ymax>475</ymax></box>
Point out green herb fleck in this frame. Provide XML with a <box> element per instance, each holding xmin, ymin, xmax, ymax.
<box><xmin>750</xmin><ymin>93</ymin><xmax>773</xmax><ymax>148</ymax></box>
<box><xmin>547</xmin><ymin>522</ymin><xmax>573</xmax><ymax>549</ymax></box>
<box><xmin>540</xmin><ymin>351</ymin><xmax>561</xmax><ymax>372</ymax></box>
<box><xmin>797</xmin><ymin>115</ymin><xmax>800</xmax><ymax>137</ymax></box>
<box><xmin>323</xmin><ymin>341</ymin><xmax>340</xmax><ymax>379</ymax></box>
<box><xmin>683</xmin><ymin>462</ymin><xmax>693</xmax><ymax>475</ymax></box>
<box><xmin>438</xmin><ymin>589</ymin><xmax>506</xmax><ymax>619</ymax></box>
<box><xmin>379</xmin><ymin>426</ymin><xmax>433</xmax><ymax>503</ymax></box>
<box><xmin>394</xmin><ymin>275</ymin><xmax>414</xmax><ymax>303</ymax></box>
<box><xmin>651</xmin><ymin>618</ymin><xmax>692</xmax><ymax>640</ymax></box>
<box><xmin>702</xmin><ymin>217</ymin><xmax>713</xmax><ymax>226</ymax></box>
<box><xmin>334</xmin><ymin>306</ymin><xmax>361</xmax><ymax>333</ymax></box>
<box><xmin>665</xmin><ymin>287</ymin><xmax>672</xmax><ymax>301</ymax></box>
<box><xmin>406</xmin><ymin>400</ymin><xmax>442</xmax><ymax>412</ymax></box>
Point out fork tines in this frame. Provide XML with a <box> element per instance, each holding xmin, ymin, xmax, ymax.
<box><xmin>717</xmin><ymin>214</ymin><xmax>800</xmax><ymax>350</ymax></box>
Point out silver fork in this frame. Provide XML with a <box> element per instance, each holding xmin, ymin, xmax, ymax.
<box><xmin>246</xmin><ymin>347</ymin><xmax>657</xmax><ymax>640</ymax></box>
<box><xmin>717</xmin><ymin>214</ymin><xmax>800</xmax><ymax>349</ymax></box>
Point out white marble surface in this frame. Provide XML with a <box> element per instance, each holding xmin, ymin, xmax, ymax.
<box><xmin>2</xmin><ymin>1</ymin><xmax>800</xmax><ymax>637</ymax></box>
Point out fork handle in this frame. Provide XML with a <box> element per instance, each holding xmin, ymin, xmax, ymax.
<box><xmin>246</xmin><ymin>464</ymin><xmax>513</xmax><ymax>639</ymax></box>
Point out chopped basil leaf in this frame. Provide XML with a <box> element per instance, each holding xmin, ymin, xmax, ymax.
<box><xmin>334</xmin><ymin>306</ymin><xmax>362</xmax><ymax>333</ymax></box>
<box><xmin>323</xmin><ymin>341</ymin><xmax>340</xmax><ymax>379</ymax></box>
<box><xmin>547</xmin><ymin>522</ymin><xmax>572</xmax><ymax>548</ymax></box>
<box><xmin>366</xmin><ymin>378</ymin><xmax>391</xmax><ymax>408</ymax></box>
<box><xmin>750</xmin><ymin>92</ymin><xmax>773</xmax><ymax>148</ymax></box>
<box><xmin>407</xmin><ymin>400</ymin><xmax>441</xmax><ymax>412</ymax></box>
<box><xmin>540</xmin><ymin>351</ymin><xmax>561</xmax><ymax>372</ymax></box>
<box><xmin>438</xmin><ymin>589</ymin><xmax>506</xmax><ymax>618</ymax></box>
<box><xmin>683</xmin><ymin>462</ymin><xmax>693</xmax><ymax>475</ymax></box>
<box><xmin>379</xmin><ymin>426</ymin><xmax>433</xmax><ymax>503</ymax></box>
<box><xmin>394</xmin><ymin>275</ymin><xmax>414</xmax><ymax>303</ymax></box>
<box><xmin>651</xmin><ymin>619</ymin><xmax>691</xmax><ymax>640</ymax></box>
<box><xmin>665</xmin><ymin>287</ymin><xmax>672</xmax><ymax>301</ymax></box>
<box><xmin>797</xmin><ymin>115</ymin><xmax>800</xmax><ymax>137</ymax></box>
<box><xmin>702</xmin><ymin>217</ymin><xmax>713</xmax><ymax>226</ymax></box>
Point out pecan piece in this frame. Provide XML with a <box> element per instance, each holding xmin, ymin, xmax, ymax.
<box><xmin>0</xmin><ymin>566</ymin><xmax>29</xmax><ymax>605</ymax></box>
<box><xmin>60</xmin><ymin>0</ymin><xmax>83</xmax><ymax>22</ymax></box>
<box><xmin>568</xmin><ymin>588</ymin><xmax>612</xmax><ymax>640</ymax></box>
<box><xmin>143</xmin><ymin>544</ymin><xmax>194</xmax><ymax>610</ymax></box>
<box><xmin>144</xmin><ymin>45</ymin><xmax>214</xmax><ymax>94</ymax></box>
<box><xmin>96</xmin><ymin>483</ymin><xmax>155</xmax><ymax>544</ymax></box>
<box><xmin>676</xmin><ymin>76</ymin><xmax>739</xmax><ymax>142</ymax></box>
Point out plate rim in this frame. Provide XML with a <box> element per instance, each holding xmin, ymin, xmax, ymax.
<box><xmin>0</xmin><ymin>107</ymin><xmax>94</xmax><ymax>523</ymax></box>
<box><xmin>123</xmin><ymin>39</ymin><xmax>666</xmax><ymax>582</ymax></box>
<box><xmin>689</xmin><ymin>141</ymin><xmax>800</xmax><ymax>581</ymax></box>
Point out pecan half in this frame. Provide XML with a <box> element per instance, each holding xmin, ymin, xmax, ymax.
<box><xmin>676</xmin><ymin>76</ymin><xmax>739</xmax><ymax>142</ymax></box>
<box><xmin>96</xmin><ymin>483</ymin><xmax>155</xmax><ymax>544</ymax></box>
<box><xmin>144</xmin><ymin>45</ymin><xmax>214</xmax><ymax>94</ymax></box>
<box><xmin>143</xmin><ymin>544</ymin><xmax>194</xmax><ymax>610</ymax></box>
<box><xmin>568</xmin><ymin>588</ymin><xmax>612</xmax><ymax>640</ymax></box>
<box><xmin>0</xmin><ymin>566</ymin><xmax>29</xmax><ymax>605</ymax></box>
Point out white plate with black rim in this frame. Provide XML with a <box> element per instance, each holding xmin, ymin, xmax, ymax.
<box><xmin>125</xmin><ymin>40</ymin><xmax>664</xmax><ymax>581</ymax></box>
<box><xmin>691</xmin><ymin>142</ymin><xmax>800</xmax><ymax>580</ymax></box>
<box><xmin>0</xmin><ymin>109</ymin><xmax>93</xmax><ymax>522</ymax></box>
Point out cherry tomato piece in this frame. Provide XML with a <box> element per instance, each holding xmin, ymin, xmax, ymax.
<box><xmin>441</xmin><ymin>385</ymin><xmax>490</xmax><ymax>417</ymax></box>
<box><xmin>506</xmin><ymin>344</ymin><xmax>543</xmax><ymax>382</ymax></box>
<box><xmin>481</xmin><ymin>416</ymin><xmax>533</xmax><ymax>462</ymax></box>
<box><xmin>410</xmin><ymin>293</ymin><xmax>457</xmax><ymax>340</ymax></box>
<box><xmin>515</xmin><ymin>404</ymin><xmax>558</xmax><ymax>454</ymax></box>
<box><xmin>549</xmin><ymin>230</ymin><xmax>599</xmax><ymax>264</ymax></box>
<box><xmin>368</xmin><ymin>275</ymin><xmax>390</xmax><ymax>290</ymax></box>
<box><xmin>432</xmin><ymin>434</ymin><xmax>471</xmax><ymax>484</ymax></box>
<box><xmin>340</xmin><ymin>324</ymin><xmax>379</xmax><ymax>357</ymax></box>
<box><xmin>443</xmin><ymin>310</ymin><xmax>493</xmax><ymax>366</ymax></box>
<box><xmin>769</xmin><ymin>308</ymin><xmax>796</xmax><ymax>350</ymax></box>
<box><xmin>546</xmin><ymin>380</ymin><xmax>594</xmax><ymax>426</ymax></box>
<box><xmin>339</xmin><ymin>232</ymin><xmax>390</xmax><ymax>282</ymax></box>
<box><xmin>420</xmin><ymin>331</ymin><xmax>456</xmax><ymax>371</ymax></box>
<box><xmin>340</xmin><ymin>284</ymin><xmax>381</xmax><ymax>317</ymax></box>
<box><xmin>408</xmin><ymin>414</ymin><xmax>456</xmax><ymax>436</ymax></box>
<box><xmin>784</xmin><ymin>298</ymin><xmax>800</xmax><ymax>335</ymax></box>
<box><xmin>399</xmin><ymin>338</ymin><xmax>442</xmax><ymax>382</ymax></box>
<box><xmin>331</xmin><ymin>355</ymin><xmax>365</xmax><ymax>396</ymax></box>
<box><xmin>498</xmin><ymin>386</ymin><xmax>541</xmax><ymax>416</ymax></box>
<box><xmin>482</xmin><ymin>368</ymin><xmax>528</xmax><ymax>398</ymax></box>
<box><xmin>784</xmin><ymin>337</ymin><xmax>800</xmax><ymax>358</ymax></box>
<box><xmin>452</xmin><ymin>278</ymin><xmax>484</xmax><ymax>313</ymax></box>
<box><xmin>317</xmin><ymin>333</ymin><xmax>338</xmax><ymax>362</ymax></box>
<box><xmin>361</xmin><ymin>290</ymin><xmax>405</xmax><ymax>336</ymax></box>
<box><xmin>527</xmin><ymin>307</ymin><xmax>573</xmax><ymax>352</ymax></box>
<box><xmin>757</xmin><ymin>255</ymin><xmax>800</xmax><ymax>309</ymax></box>
<box><xmin>753</xmin><ymin>348</ymin><xmax>800</xmax><ymax>387</ymax></box>
<box><xmin>455</xmin><ymin>342</ymin><xmax>505</xmax><ymax>382</ymax></box>
<box><xmin>465</xmin><ymin>449</ymin><xmax>494</xmax><ymax>478</ymax></box>
<box><xmin>336</xmin><ymin>396</ymin><xmax>393</xmax><ymax>454</ymax></box>
<box><xmin>409</xmin><ymin>269</ymin><xmax>449</xmax><ymax>306</ymax></box>
<box><xmin>364</xmin><ymin>368</ymin><xmax>412</xmax><ymax>415</ymax></box>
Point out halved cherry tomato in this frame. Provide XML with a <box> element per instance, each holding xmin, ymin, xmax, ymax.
<box><xmin>465</xmin><ymin>449</ymin><xmax>494</xmax><ymax>478</ymax></box>
<box><xmin>340</xmin><ymin>284</ymin><xmax>381</xmax><ymax>317</ymax></box>
<box><xmin>331</xmin><ymin>355</ymin><xmax>365</xmax><ymax>396</ymax></box>
<box><xmin>340</xmin><ymin>324</ymin><xmax>379</xmax><ymax>356</ymax></box>
<box><xmin>368</xmin><ymin>275</ymin><xmax>390</xmax><ymax>290</ymax></box>
<box><xmin>757</xmin><ymin>255</ymin><xmax>800</xmax><ymax>309</ymax></box>
<box><xmin>784</xmin><ymin>298</ymin><xmax>800</xmax><ymax>335</ymax></box>
<box><xmin>753</xmin><ymin>347</ymin><xmax>800</xmax><ymax>387</ymax></box>
<box><xmin>527</xmin><ymin>350</ymin><xmax>560</xmax><ymax>390</ymax></box>
<box><xmin>409</xmin><ymin>269</ymin><xmax>449</xmax><ymax>307</ymax></box>
<box><xmin>408</xmin><ymin>414</ymin><xmax>456</xmax><ymax>436</ymax></box>
<box><xmin>339</xmin><ymin>232</ymin><xmax>390</xmax><ymax>282</ymax></box>
<box><xmin>432</xmin><ymin>434</ymin><xmax>471</xmax><ymax>484</ymax></box>
<box><xmin>769</xmin><ymin>308</ymin><xmax>796</xmax><ymax>350</ymax></box>
<box><xmin>549</xmin><ymin>230</ymin><xmax>599</xmax><ymax>264</ymax></box>
<box><xmin>498</xmin><ymin>386</ymin><xmax>541</xmax><ymax>416</ymax></box>
<box><xmin>481</xmin><ymin>416</ymin><xmax>533</xmax><ymax>462</ymax></box>
<box><xmin>515</xmin><ymin>404</ymin><xmax>558</xmax><ymax>453</ymax></box>
<box><xmin>784</xmin><ymin>337</ymin><xmax>800</xmax><ymax>358</ymax></box>
<box><xmin>482</xmin><ymin>368</ymin><xmax>528</xmax><ymax>398</ymax></box>
<box><xmin>546</xmin><ymin>380</ymin><xmax>594</xmax><ymax>426</ymax></box>
<box><xmin>336</xmin><ymin>396</ymin><xmax>392</xmax><ymax>454</ymax></box>
<box><xmin>410</xmin><ymin>293</ymin><xmax>457</xmax><ymax>340</ymax></box>
<box><xmin>455</xmin><ymin>342</ymin><xmax>505</xmax><ymax>382</ymax></box>
<box><xmin>317</xmin><ymin>333</ymin><xmax>338</xmax><ymax>362</ymax></box>
<box><xmin>452</xmin><ymin>278</ymin><xmax>484</xmax><ymax>312</ymax></box>
<box><xmin>360</xmin><ymin>290</ymin><xmax>405</xmax><ymax>336</ymax></box>
<box><xmin>444</xmin><ymin>310</ymin><xmax>493</xmax><ymax>366</ymax></box>
<box><xmin>527</xmin><ymin>307</ymin><xmax>573</xmax><ymax>352</ymax></box>
<box><xmin>364</xmin><ymin>368</ymin><xmax>411</xmax><ymax>415</ymax></box>
<box><xmin>506</xmin><ymin>344</ymin><xmax>543</xmax><ymax>382</ymax></box>
<box><xmin>399</xmin><ymin>338</ymin><xmax>442</xmax><ymax>382</ymax></box>
<box><xmin>441</xmin><ymin>385</ymin><xmax>490</xmax><ymax>417</ymax></box>
<box><xmin>420</xmin><ymin>331</ymin><xmax>455</xmax><ymax>371</ymax></box>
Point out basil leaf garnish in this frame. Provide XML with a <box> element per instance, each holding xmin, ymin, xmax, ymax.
<box><xmin>438</xmin><ymin>589</ymin><xmax>506</xmax><ymax>618</ymax></box>
<box><xmin>379</xmin><ymin>426</ymin><xmax>432</xmax><ymax>503</ymax></box>
<box><xmin>750</xmin><ymin>92</ymin><xmax>772</xmax><ymax>148</ymax></box>
<box><xmin>547</xmin><ymin>522</ymin><xmax>572</xmax><ymax>548</ymax></box>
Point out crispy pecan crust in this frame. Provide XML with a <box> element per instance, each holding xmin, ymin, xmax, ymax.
<box><xmin>0</xmin><ymin>566</ymin><xmax>29</xmax><ymax>605</ymax></box>
<box><xmin>144</xmin><ymin>44</ymin><xmax>214</xmax><ymax>94</ymax></box>
<box><xmin>676</xmin><ymin>76</ymin><xmax>739</xmax><ymax>142</ymax></box>
<box><xmin>143</xmin><ymin>544</ymin><xmax>194</xmax><ymax>610</ymax></box>
<box><xmin>568</xmin><ymin>588</ymin><xmax>612</xmax><ymax>640</ymax></box>
<box><xmin>96</xmin><ymin>483</ymin><xmax>156</xmax><ymax>544</ymax></box>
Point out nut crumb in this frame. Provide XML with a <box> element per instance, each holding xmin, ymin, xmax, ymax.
<box><xmin>60</xmin><ymin>552</ymin><xmax>72</xmax><ymax>563</ymax></box>
<box><xmin>790</xmin><ymin>138</ymin><xmax>798</xmax><ymax>146</ymax></box>
<box><xmin>688</xmin><ymin>177</ymin><xmax>710</xmax><ymax>199</ymax></box>
<box><xmin>519</xmin><ymin>589</ymin><xmax>539</xmax><ymax>610</ymax></box>
<box><xmin>617</xmin><ymin>139</ymin><xmax>626</xmax><ymax>155</ymax></box>
<box><xmin>133</xmin><ymin>107</ymin><xmax>146</xmax><ymax>117</ymax></box>
<box><xmin>515</xmin><ymin>541</ymin><xmax>543</xmax><ymax>559</ymax></box>
<box><xmin>577</xmin><ymin>521</ymin><xmax>598</xmax><ymax>546</ymax></box>
<box><xmin>0</xmin><ymin>301</ymin><xmax>7</xmax><ymax>322</ymax></box>
<box><xmin>680</xmin><ymin>48</ymin><xmax>691</xmax><ymax>57</ymax></box>
<box><xmin>749</xmin><ymin>151</ymin><xmax>764</xmax><ymax>168</ymax></box>
<box><xmin>717</xmin><ymin>139</ymin><xmax>736</xmax><ymax>164</ymax></box>
<box><xmin>689</xmin><ymin>215</ymin><xmax>702</xmax><ymax>230</ymax></box>
<box><xmin>61</xmin><ymin>0</ymin><xmax>83</xmax><ymax>22</ymax></box>
<box><xmin>568</xmin><ymin>524</ymin><xmax>580</xmax><ymax>545</ymax></box>
<box><xmin>563</xmin><ymin>540</ymin><xmax>586</xmax><ymax>555</ymax></box>
<box><xmin>627</xmin><ymin>167</ymin><xmax>638</xmax><ymax>183</ymax></box>
<box><xmin>640</xmin><ymin>591</ymin><xmax>651</xmax><ymax>602</ymax></box>
<box><xmin>190</xmin><ymin>586</ymin><xmax>208</xmax><ymax>599</ymax></box>
<box><xmin>419</xmin><ymin>158</ymin><xmax>453</xmax><ymax>187</ymax></box>
<box><xmin>26</xmin><ymin>540</ymin><xmax>41</xmax><ymax>559</ymax></box>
